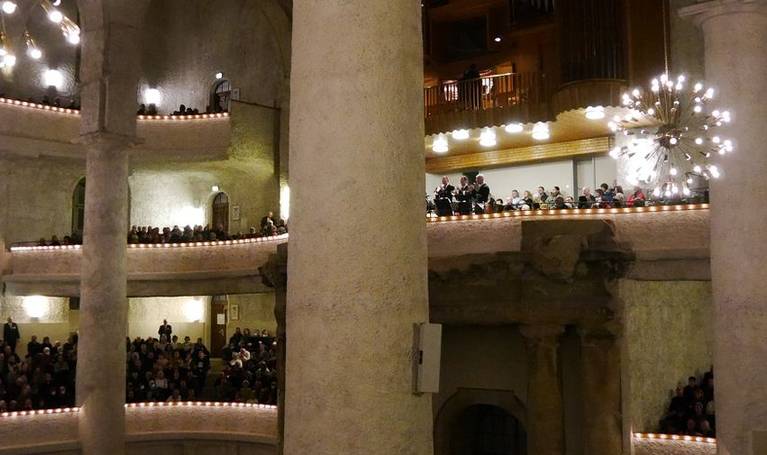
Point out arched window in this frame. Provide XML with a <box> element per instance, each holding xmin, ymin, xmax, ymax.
<box><xmin>212</xmin><ymin>192</ymin><xmax>230</xmax><ymax>232</ymax></box>
<box><xmin>211</xmin><ymin>79</ymin><xmax>232</xmax><ymax>113</ymax></box>
<box><xmin>72</xmin><ymin>177</ymin><xmax>86</xmax><ymax>234</ymax></box>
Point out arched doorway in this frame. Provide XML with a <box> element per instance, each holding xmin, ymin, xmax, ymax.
<box><xmin>211</xmin><ymin>192</ymin><xmax>229</xmax><ymax>232</ymax></box>
<box><xmin>210</xmin><ymin>79</ymin><xmax>232</xmax><ymax>113</ymax></box>
<box><xmin>435</xmin><ymin>388</ymin><xmax>528</xmax><ymax>455</ymax></box>
<box><xmin>72</xmin><ymin>177</ymin><xmax>86</xmax><ymax>235</ymax></box>
<box><xmin>452</xmin><ymin>404</ymin><xmax>527</xmax><ymax>455</ymax></box>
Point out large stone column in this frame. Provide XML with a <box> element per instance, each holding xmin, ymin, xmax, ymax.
<box><xmin>680</xmin><ymin>3</ymin><xmax>767</xmax><ymax>455</ymax></box>
<box><xmin>76</xmin><ymin>136</ymin><xmax>130</xmax><ymax>455</ymax></box>
<box><xmin>286</xmin><ymin>1</ymin><xmax>432</xmax><ymax>454</ymax></box>
<box><xmin>520</xmin><ymin>325</ymin><xmax>565</xmax><ymax>455</ymax></box>
<box><xmin>74</xmin><ymin>2</ymin><xmax>148</xmax><ymax>454</ymax></box>
<box><xmin>579</xmin><ymin>328</ymin><xmax>622</xmax><ymax>455</ymax></box>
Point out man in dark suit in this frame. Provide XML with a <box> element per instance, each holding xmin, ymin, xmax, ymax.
<box><xmin>260</xmin><ymin>211</ymin><xmax>274</xmax><ymax>230</ymax></box>
<box><xmin>158</xmin><ymin>319</ymin><xmax>173</xmax><ymax>340</ymax></box>
<box><xmin>473</xmin><ymin>174</ymin><xmax>491</xmax><ymax>213</ymax></box>
<box><xmin>4</xmin><ymin>317</ymin><xmax>20</xmax><ymax>352</ymax></box>
<box><xmin>434</xmin><ymin>176</ymin><xmax>456</xmax><ymax>217</ymax></box>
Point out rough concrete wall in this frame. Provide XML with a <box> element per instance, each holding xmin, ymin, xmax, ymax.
<box><xmin>226</xmin><ymin>293</ymin><xmax>276</xmax><ymax>339</ymax></box>
<box><xmin>129</xmin><ymin>103</ymin><xmax>279</xmax><ymax>232</ymax></box>
<box><xmin>127</xmin><ymin>296</ymin><xmax>211</xmax><ymax>345</ymax></box>
<box><xmin>139</xmin><ymin>0</ymin><xmax>289</xmax><ymax>114</ymax></box>
<box><xmin>669</xmin><ymin>0</ymin><xmax>705</xmax><ymax>80</ymax></box>
<box><xmin>0</xmin><ymin>156</ymin><xmax>84</xmax><ymax>245</ymax></box>
<box><xmin>620</xmin><ymin>280</ymin><xmax>713</xmax><ymax>432</ymax></box>
<box><xmin>435</xmin><ymin>326</ymin><xmax>528</xmax><ymax>415</ymax></box>
<box><xmin>634</xmin><ymin>439</ymin><xmax>716</xmax><ymax>455</ymax></box>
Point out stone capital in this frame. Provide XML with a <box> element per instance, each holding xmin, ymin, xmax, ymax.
<box><xmin>79</xmin><ymin>131</ymin><xmax>139</xmax><ymax>152</ymax></box>
<box><xmin>679</xmin><ymin>0</ymin><xmax>767</xmax><ymax>27</ymax></box>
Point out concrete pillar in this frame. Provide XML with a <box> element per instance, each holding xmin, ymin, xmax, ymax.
<box><xmin>286</xmin><ymin>1</ymin><xmax>432</xmax><ymax>454</ymax></box>
<box><xmin>76</xmin><ymin>136</ymin><xmax>130</xmax><ymax>455</ymax></box>
<box><xmin>520</xmin><ymin>325</ymin><xmax>565</xmax><ymax>455</ymax></box>
<box><xmin>74</xmin><ymin>2</ymin><xmax>148</xmax><ymax>454</ymax></box>
<box><xmin>679</xmin><ymin>3</ymin><xmax>767</xmax><ymax>455</ymax></box>
<box><xmin>579</xmin><ymin>328</ymin><xmax>622</xmax><ymax>455</ymax></box>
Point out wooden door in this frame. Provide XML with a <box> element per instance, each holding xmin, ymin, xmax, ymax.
<box><xmin>210</xmin><ymin>296</ymin><xmax>228</xmax><ymax>357</ymax></box>
<box><xmin>212</xmin><ymin>192</ymin><xmax>229</xmax><ymax>233</ymax></box>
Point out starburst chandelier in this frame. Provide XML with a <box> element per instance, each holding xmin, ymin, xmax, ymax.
<box><xmin>0</xmin><ymin>0</ymin><xmax>80</xmax><ymax>69</ymax></box>
<box><xmin>607</xmin><ymin>73</ymin><xmax>733</xmax><ymax>198</ymax></box>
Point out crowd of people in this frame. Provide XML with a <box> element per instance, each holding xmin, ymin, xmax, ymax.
<box><xmin>427</xmin><ymin>174</ymin><xmax>707</xmax><ymax>217</ymax></box>
<box><xmin>30</xmin><ymin>212</ymin><xmax>287</xmax><ymax>248</ymax></box>
<box><xmin>214</xmin><ymin>327</ymin><xmax>278</xmax><ymax>404</ymax></box>
<box><xmin>659</xmin><ymin>369</ymin><xmax>715</xmax><ymax>437</ymax></box>
<box><xmin>0</xmin><ymin>93</ymin><xmax>79</xmax><ymax>110</ymax></box>
<box><xmin>0</xmin><ymin>318</ymin><xmax>78</xmax><ymax>412</ymax></box>
<box><xmin>126</xmin><ymin>322</ymin><xmax>212</xmax><ymax>403</ymax></box>
<box><xmin>0</xmin><ymin>318</ymin><xmax>280</xmax><ymax>409</ymax></box>
<box><xmin>136</xmin><ymin>99</ymin><xmax>228</xmax><ymax>117</ymax></box>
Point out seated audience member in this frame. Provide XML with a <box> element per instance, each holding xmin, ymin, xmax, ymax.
<box><xmin>627</xmin><ymin>186</ymin><xmax>646</xmax><ymax>207</ymax></box>
<box><xmin>600</xmin><ymin>183</ymin><xmax>615</xmax><ymax>204</ymax></box>
<box><xmin>578</xmin><ymin>187</ymin><xmax>596</xmax><ymax>209</ymax></box>
<box><xmin>147</xmin><ymin>103</ymin><xmax>158</xmax><ymax>115</ymax></box>
<box><xmin>533</xmin><ymin>186</ymin><xmax>548</xmax><ymax>207</ymax></box>
<box><xmin>613</xmin><ymin>185</ymin><xmax>626</xmax><ymax>207</ymax></box>
<box><xmin>173</xmin><ymin>104</ymin><xmax>186</xmax><ymax>116</ymax></box>
<box><xmin>260</xmin><ymin>211</ymin><xmax>275</xmax><ymax>230</ymax></box>
<box><xmin>137</xmin><ymin>104</ymin><xmax>146</xmax><ymax>115</ymax></box>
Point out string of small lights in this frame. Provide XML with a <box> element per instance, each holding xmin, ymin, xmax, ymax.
<box><xmin>0</xmin><ymin>401</ymin><xmax>277</xmax><ymax>418</ymax></box>
<box><xmin>633</xmin><ymin>432</ymin><xmax>716</xmax><ymax>445</ymax></box>
<box><xmin>11</xmin><ymin>232</ymin><xmax>287</xmax><ymax>252</ymax></box>
<box><xmin>0</xmin><ymin>95</ymin><xmax>230</xmax><ymax>120</ymax></box>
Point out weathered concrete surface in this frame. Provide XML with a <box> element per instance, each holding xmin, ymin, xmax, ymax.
<box><xmin>680</xmin><ymin>3</ymin><xmax>767</xmax><ymax>454</ymax></box>
<box><xmin>285</xmin><ymin>0</ymin><xmax>432</xmax><ymax>453</ymax></box>
<box><xmin>634</xmin><ymin>438</ymin><xmax>716</xmax><ymax>455</ymax></box>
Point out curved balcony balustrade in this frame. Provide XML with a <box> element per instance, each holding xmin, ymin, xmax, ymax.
<box><xmin>0</xmin><ymin>402</ymin><xmax>277</xmax><ymax>455</ymax></box>
<box><xmin>423</xmin><ymin>72</ymin><xmax>551</xmax><ymax>135</ymax></box>
<box><xmin>2</xmin><ymin>207</ymin><xmax>710</xmax><ymax>299</ymax></box>
<box><xmin>3</xmin><ymin>235</ymin><xmax>288</xmax><ymax>297</ymax></box>
<box><xmin>0</xmin><ymin>96</ymin><xmax>231</xmax><ymax>161</ymax></box>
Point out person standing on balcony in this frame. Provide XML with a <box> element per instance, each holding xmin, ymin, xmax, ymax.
<box><xmin>456</xmin><ymin>175</ymin><xmax>474</xmax><ymax>215</ymax></box>
<box><xmin>472</xmin><ymin>174</ymin><xmax>491</xmax><ymax>213</ymax></box>
<box><xmin>3</xmin><ymin>318</ymin><xmax>20</xmax><ymax>353</ymax></box>
<box><xmin>434</xmin><ymin>176</ymin><xmax>455</xmax><ymax>217</ymax></box>
<box><xmin>459</xmin><ymin>64</ymin><xmax>481</xmax><ymax>110</ymax></box>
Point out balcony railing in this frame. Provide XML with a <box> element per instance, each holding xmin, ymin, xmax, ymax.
<box><xmin>423</xmin><ymin>72</ymin><xmax>549</xmax><ymax>135</ymax></box>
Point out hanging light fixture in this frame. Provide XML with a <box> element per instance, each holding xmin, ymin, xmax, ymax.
<box><xmin>479</xmin><ymin>128</ymin><xmax>496</xmax><ymax>147</ymax></box>
<box><xmin>584</xmin><ymin>106</ymin><xmax>606</xmax><ymax>120</ymax></box>
<box><xmin>531</xmin><ymin>122</ymin><xmax>550</xmax><ymax>140</ymax></box>
<box><xmin>504</xmin><ymin>123</ymin><xmax>524</xmax><ymax>134</ymax></box>
<box><xmin>432</xmin><ymin>134</ymin><xmax>449</xmax><ymax>154</ymax></box>
<box><xmin>609</xmin><ymin>73</ymin><xmax>733</xmax><ymax>196</ymax></box>
<box><xmin>451</xmin><ymin>129</ymin><xmax>470</xmax><ymax>140</ymax></box>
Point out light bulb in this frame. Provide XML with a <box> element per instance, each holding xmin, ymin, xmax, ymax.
<box><xmin>695</xmin><ymin>137</ymin><xmax>703</xmax><ymax>145</ymax></box>
<box><xmin>669</xmin><ymin>137</ymin><xmax>678</xmax><ymax>145</ymax></box>
<box><xmin>1</xmin><ymin>1</ymin><xmax>17</xmax><ymax>14</ymax></box>
<box><xmin>693</xmin><ymin>105</ymin><xmax>702</xmax><ymax>113</ymax></box>
<box><xmin>2</xmin><ymin>54</ymin><xmax>16</xmax><ymax>67</ymax></box>
<box><xmin>632</xmin><ymin>88</ymin><xmax>640</xmax><ymax>98</ymax></box>
<box><xmin>693</xmin><ymin>165</ymin><xmax>702</xmax><ymax>173</ymax></box>
<box><xmin>48</xmin><ymin>9</ymin><xmax>64</xmax><ymax>23</ymax></box>
<box><xmin>432</xmin><ymin>134</ymin><xmax>448</xmax><ymax>154</ymax></box>
<box><xmin>451</xmin><ymin>129</ymin><xmax>470</xmax><ymax>140</ymax></box>
<box><xmin>28</xmin><ymin>47</ymin><xmax>42</xmax><ymax>59</ymax></box>
<box><xmin>531</xmin><ymin>122</ymin><xmax>550</xmax><ymax>141</ymax></box>
<box><xmin>215</xmin><ymin>72</ymin><xmax>224</xmax><ymax>80</ymax></box>
<box><xmin>479</xmin><ymin>129</ymin><xmax>496</xmax><ymax>147</ymax></box>
<box><xmin>712</xmin><ymin>136</ymin><xmax>721</xmax><ymax>144</ymax></box>
<box><xmin>584</xmin><ymin>106</ymin><xmax>605</xmax><ymax>120</ymax></box>
<box><xmin>694</xmin><ymin>82</ymin><xmax>703</xmax><ymax>92</ymax></box>
<box><xmin>683</xmin><ymin>187</ymin><xmax>691</xmax><ymax>196</ymax></box>
<box><xmin>670</xmin><ymin>168</ymin><xmax>678</xmax><ymax>176</ymax></box>
<box><xmin>504</xmin><ymin>123</ymin><xmax>524</xmax><ymax>134</ymax></box>
<box><xmin>66</xmin><ymin>32</ymin><xmax>80</xmax><ymax>45</ymax></box>
<box><xmin>43</xmin><ymin>69</ymin><xmax>64</xmax><ymax>88</ymax></box>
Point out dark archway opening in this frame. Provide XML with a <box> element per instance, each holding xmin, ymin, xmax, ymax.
<box><xmin>212</xmin><ymin>192</ymin><xmax>230</xmax><ymax>233</ymax></box>
<box><xmin>452</xmin><ymin>404</ymin><xmax>527</xmax><ymax>455</ymax></box>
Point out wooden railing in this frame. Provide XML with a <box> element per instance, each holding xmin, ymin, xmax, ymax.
<box><xmin>423</xmin><ymin>72</ymin><xmax>550</xmax><ymax>135</ymax></box>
